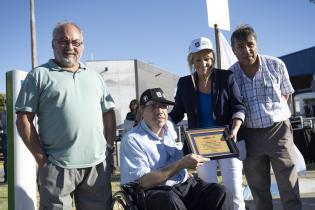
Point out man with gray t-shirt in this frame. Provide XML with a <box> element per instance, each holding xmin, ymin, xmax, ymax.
<box><xmin>15</xmin><ymin>21</ymin><xmax>116</xmax><ymax>210</ymax></box>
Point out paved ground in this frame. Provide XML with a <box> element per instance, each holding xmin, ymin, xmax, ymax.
<box><xmin>244</xmin><ymin>170</ymin><xmax>315</xmax><ymax>210</ymax></box>
<box><xmin>245</xmin><ymin>194</ymin><xmax>315</xmax><ymax>210</ymax></box>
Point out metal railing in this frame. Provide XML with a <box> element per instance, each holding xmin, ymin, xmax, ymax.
<box><xmin>290</xmin><ymin>116</ymin><xmax>315</xmax><ymax>130</ymax></box>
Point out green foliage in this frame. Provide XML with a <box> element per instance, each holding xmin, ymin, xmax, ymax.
<box><xmin>0</xmin><ymin>94</ymin><xmax>6</xmax><ymax>112</ymax></box>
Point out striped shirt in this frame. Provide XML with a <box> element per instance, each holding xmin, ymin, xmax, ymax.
<box><xmin>230</xmin><ymin>55</ymin><xmax>294</xmax><ymax>128</ymax></box>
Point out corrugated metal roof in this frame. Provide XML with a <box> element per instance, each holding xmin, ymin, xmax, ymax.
<box><xmin>279</xmin><ymin>46</ymin><xmax>315</xmax><ymax>76</ymax></box>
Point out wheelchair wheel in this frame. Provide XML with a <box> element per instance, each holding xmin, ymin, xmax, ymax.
<box><xmin>112</xmin><ymin>191</ymin><xmax>135</xmax><ymax>210</ymax></box>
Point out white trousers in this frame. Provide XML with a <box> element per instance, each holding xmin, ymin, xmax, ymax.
<box><xmin>197</xmin><ymin>158</ymin><xmax>246</xmax><ymax>210</ymax></box>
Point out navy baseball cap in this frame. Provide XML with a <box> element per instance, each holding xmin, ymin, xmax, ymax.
<box><xmin>140</xmin><ymin>88</ymin><xmax>175</xmax><ymax>106</ymax></box>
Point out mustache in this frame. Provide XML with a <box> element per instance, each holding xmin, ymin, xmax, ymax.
<box><xmin>63</xmin><ymin>50</ymin><xmax>76</xmax><ymax>55</ymax></box>
<box><xmin>154</xmin><ymin>114</ymin><xmax>166</xmax><ymax>120</ymax></box>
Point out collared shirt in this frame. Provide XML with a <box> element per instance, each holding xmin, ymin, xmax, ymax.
<box><xmin>15</xmin><ymin>59</ymin><xmax>115</xmax><ymax>168</ymax></box>
<box><xmin>230</xmin><ymin>55</ymin><xmax>294</xmax><ymax>128</ymax></box>
<box><xmin>120</xmin><ymin>120</ymin><xmax>188</xmax><ymax>186</ymax></box>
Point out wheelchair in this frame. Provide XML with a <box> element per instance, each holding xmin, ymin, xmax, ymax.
<box><xmin>112</xmin><ymin>182</ymin><xmax>147</xmax><ymax>210</ymax></box>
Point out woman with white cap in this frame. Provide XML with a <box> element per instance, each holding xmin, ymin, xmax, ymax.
<box><xmin>169</xmin><ymin>37</ymin><xmax>246</xmax><ymax>210</ymax></box>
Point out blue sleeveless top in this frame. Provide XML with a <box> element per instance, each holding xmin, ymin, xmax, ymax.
<box><xmin>198</xmin><ymin>91</ymin><xmax>214</xmax><ymax>128</ymax></box>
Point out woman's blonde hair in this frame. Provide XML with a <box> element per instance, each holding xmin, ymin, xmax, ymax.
<box><xmin>187</xmin><ymin>49</ymin><xmax>215</xmax><ymax>90</ymax></box>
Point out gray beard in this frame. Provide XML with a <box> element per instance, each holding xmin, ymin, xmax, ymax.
<box><xmin>54</xmin><ymin>54</ymin><xmax>81</xmax><ymax>68</ymax></box>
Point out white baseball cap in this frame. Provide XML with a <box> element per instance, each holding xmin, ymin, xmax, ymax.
<box><xmin>188</xmin><ymin>37</ymin><xmax>214</xmax><ymax>54</ymax></box>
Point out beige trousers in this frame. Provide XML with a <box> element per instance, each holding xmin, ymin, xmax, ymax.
<box><xmin>243</xmin><ymin>119</ymin><xmax>302</xmax><ymax>210</ymax></box>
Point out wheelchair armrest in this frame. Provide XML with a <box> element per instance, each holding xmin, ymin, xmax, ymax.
<box><xmin>121</xmin><ymin>181</ymin><xmax>144</xmax><ymax>195</ymax></box>
<box><xmin>121</xmin><ymin>181</ymin><xmax>146</xmax><ymax>209</ymax></box>
<box><xmin>120</xmin><ymin>181</ymin><xmax>173</xmax><ymax>210</ymax></box>
<box><xmin>122</xmin><ymin>181</ymin><xmax>141</xmax><ymax>190</ymax></box>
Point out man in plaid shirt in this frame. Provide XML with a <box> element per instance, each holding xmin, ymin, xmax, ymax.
<box><xmin>229</xmin><ymin>25</ymin><xmax>302</xmax><ymax>210</ymax></box>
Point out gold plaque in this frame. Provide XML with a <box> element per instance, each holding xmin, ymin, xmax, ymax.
<box><xmin>184</xmin><ymin>127</ymin><xmax>239</xmax><ymax>159</ymax></box>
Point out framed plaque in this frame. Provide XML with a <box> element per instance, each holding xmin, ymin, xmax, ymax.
<box><xmin>184</xmin><ymin>127</ymin><xmax>239</xmax><ymax>160</ymax></box>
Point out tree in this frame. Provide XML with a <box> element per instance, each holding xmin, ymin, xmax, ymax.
<box><xmin>0</xmin><ymin>93</ymin><xmax>6</xmax><ymax>112</ymax></box>
<box><xmin>310</xmin><ymin>0</ymin><xmax>315</xmax><ymax>3</ymax></box>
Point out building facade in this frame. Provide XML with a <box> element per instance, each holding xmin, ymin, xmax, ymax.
<box><xmin>279</xmin><ymin>46</ymin><xmax>315</xmax><ymax>116</ymax></box>
<box><xmin>86</xmin><ymin>59</ymin><xmax>179</xmax><ymax>127</ymax></box>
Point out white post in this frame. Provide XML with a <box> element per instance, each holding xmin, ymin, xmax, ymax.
<box><xmin>6</xmin><ymin>70</ymin><xmax>37</xmax><ymax>210</ymax></box>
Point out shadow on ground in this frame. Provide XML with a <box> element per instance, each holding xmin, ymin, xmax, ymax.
<box><xmin>245</xmin><ymin>196</ymin><xmax>315</xmax><ymax>210</ymax></box>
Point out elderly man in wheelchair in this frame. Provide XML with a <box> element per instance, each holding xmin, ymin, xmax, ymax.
<box><xmin>114</xmin><ymin>88</ymin><xmax>232</xmax><ymax>210</ymax></box>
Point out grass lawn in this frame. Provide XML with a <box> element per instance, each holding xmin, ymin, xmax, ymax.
<box><xmin>0</xmin><ymin>183</ymin><xmax>7</xmax><ymax>210</ymax></box>
<box><xmin>111</xmin><ymin>174</ymin><xmax>122</xmax><ymax>193</ymax></box>
<box><xmin>0</xmin><ymin>175</ymin><xmax>121</xmax><ymax>210</ymax></box>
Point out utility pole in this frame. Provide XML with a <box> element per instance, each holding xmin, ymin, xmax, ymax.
<box><xmin>214</xmin><ymin>24</ymin><xmax>221</xmax><ymax>69</ymax></box>
<box><xmin>30</xmin><ymin>0</ymin><xmax>38</xmax><ymax>68</ymax></box>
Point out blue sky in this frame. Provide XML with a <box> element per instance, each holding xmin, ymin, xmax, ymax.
<box><xmin>1</xmin><ymin>0</ymin><xmax>314</xmax><ymax>93</ymax></box>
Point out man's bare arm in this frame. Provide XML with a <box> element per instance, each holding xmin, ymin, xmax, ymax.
<box><xmin>16</xmin><ymin>112</ymin><xmax>47</xmax><ymax>167</ymax></box>
<box><xmin>139</xmin><ymin>154</ymin><xmax>209</xmax><ymax>190</ymax></box>
<box><xmin>282</xmin><ymin>94</ymin><xmax>290</xmax><ymax>101</ymax></box>
<box><xmin>103</xmin><ymin>109</ymin><xmax>116</xmax><ymax>145</ymax></box>
<box><xmin>229</xmin><ymin>118</ymin><xmax>243</xmax><ymax>142</ymax></box>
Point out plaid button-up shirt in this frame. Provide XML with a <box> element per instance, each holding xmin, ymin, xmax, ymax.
<box><xmin>230</xmin><ymin>55</ymin><xmax>294</xmax><ymax>128</ymax></box>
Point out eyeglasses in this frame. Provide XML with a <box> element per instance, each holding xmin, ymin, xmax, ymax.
<box><xmin>145</xmin><ymin>102</ymin><xmax>169</xmax><ymax>110</ymax></box>
<box><xmin>54</xmin><ymin>39</ymin><xmax>83</xmax><ymax>47</ymax></box>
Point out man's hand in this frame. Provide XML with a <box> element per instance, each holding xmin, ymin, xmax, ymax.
<box><xmin>16</xmin><ymin>112</ymin><xmax>48</xmax><ymax>168</ymax></box>
<box><xmin>37</xmin><ymin>154</ymin><xmax>48</xmax><ymax>168</ymax></box>
<box><xmin>228</xmin><ymin>128</ymin><xmax>238</xmax><ymax>142</ymax></box>
<box><xmin>229</xmin><ymin>118</ymin><xmax>243</xmax><ymax>142</ymax></box>
<box><xmin>180</xmin><ymin>154</ymin><xmax>210</xmax><ymax>169</ymax></box>
<box><xmin>106</xmin><ymin>144</ymin><xmax>116</xmax><ymax>174</ymax></box>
